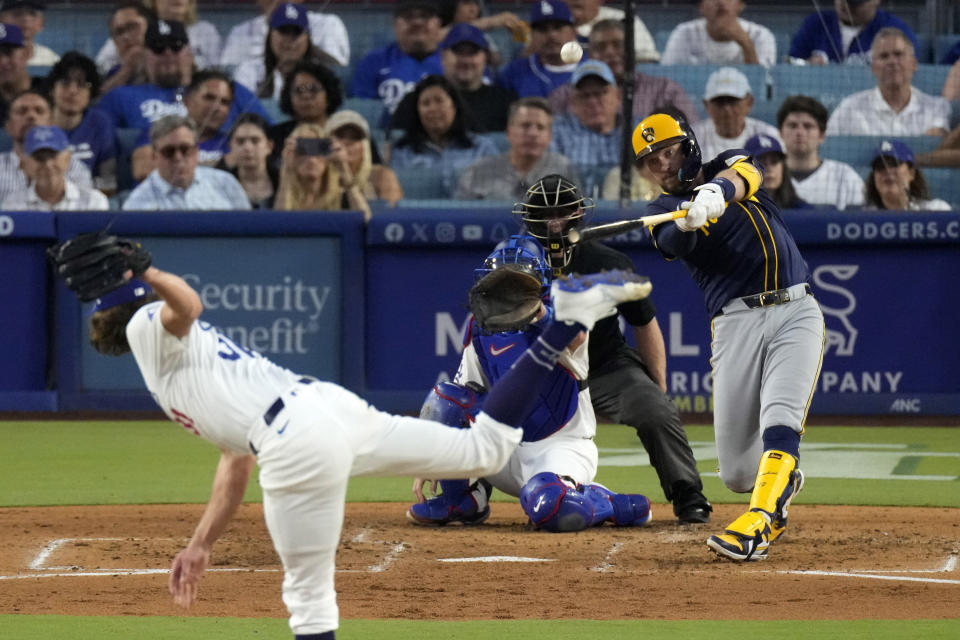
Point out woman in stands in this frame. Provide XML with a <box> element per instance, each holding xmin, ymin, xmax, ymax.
<box><xmin>326</xmin><ymin>109</ymin><xmax>403</xmax><ymax>206</ymax></box>
<box><xmin>390</xmin><ymin>75</ymin><xmax>498</xmax><ymax>182</ymax></box>
<box><xmin>743</xmin><ymin>133</ymin><xmax>809</xmax><ymax>210</ymax></box>
<box><xmin>266</xmin><ymin>59</ymin><xmax>343</xmax><ymax>168</ymax></box>
<box><xmin>46</xmin><ymin>52</ymin><xmax>119</xmax><ymax>195</ymax></box>
<box><xmin>275</xmin><ymin>122</ymin><xmax>372</xmax><ymax>221</ymax></box>
<box><xmin>233</xmin><ymin>2</ymin><xmax>328</xmax><ymax>101</ymax></box>
<box><xmin>219</xmin><ymin>113</ymin><xmax>278</xmax><ymax>210</ymax></box>
<box><xmin>864</xmin><ymin>139</ymin><xmax>952</xmax><ymax>211</ymax></box>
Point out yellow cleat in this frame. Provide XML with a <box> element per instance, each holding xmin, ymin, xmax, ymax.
<box><xmin>706</xmin><ymin>511</ymin><xmax>771</xmax><ymax>562</ymax></box>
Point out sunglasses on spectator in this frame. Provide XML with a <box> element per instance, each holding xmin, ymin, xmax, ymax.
<box><xmin>293</xmin><ymin>83</ymin><xmax>324</xmax><ymax>97</ymax></box>
<box><xmin>56</xmin><ymin>78</ymin><xmax>93</xmax><ymax>90</ymax></box>
<box><xmin>148</xmin><ymin>40</ymin><xmax>187</xmax><ymax>55</ymax></box>
<box><xmin>157</xmin><ymin>143</ymin><xmax>196</xmax><ymax>159</ymax></box>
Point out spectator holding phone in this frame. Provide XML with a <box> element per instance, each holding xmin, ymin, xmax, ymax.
<box><xmin>220</xmin><ymin>113</ymin><xmax>277</xmax><ymax>209</ymax></box>
<box><xmin>267</xmin><ymin>59</ymin><xmax>343</xmax><ymax>168</ymax></box>
<box><xmin>275</xmin><ymin>122</ymin><xmax>372</xmax><ymax>221</ymax></box>
<box><xmin>326</xmin><ymin>109</ymin><xmax>403</xmax><ymax>206</ymax></box>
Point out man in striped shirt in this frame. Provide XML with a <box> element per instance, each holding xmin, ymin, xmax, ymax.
<box><xmin>549</xmin><ymin>59</ymin><xmax>623</xmax><ymax>171</ymax></box>
<box><xmin>0</xmin><ymin>89</ymin><xmax>92</xmax><ymax>203</ymax></box>
<box><xmin>2</xmin><ymin>124</ymin><xmax>108</xmax><ymax>210</ymax></box>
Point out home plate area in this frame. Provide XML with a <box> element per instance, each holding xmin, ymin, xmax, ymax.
<box><xmin>0</xmin><ymin>503</ymin><xmax>956</xmax><ymax>620</ymax></box>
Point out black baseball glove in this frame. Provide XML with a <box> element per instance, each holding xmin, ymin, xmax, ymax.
<box><xmin>47</xmin><ymin>231</ymin><xmax>152</xmax><ymax>302</ymax></box>
<box><xmin>468</xmin><ymin>265</ymin><xmax>544</xmax><ymax>333</ymax></box>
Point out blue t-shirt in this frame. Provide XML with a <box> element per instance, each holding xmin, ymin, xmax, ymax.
<box><xmin>94</xmin><ymin>82</ymin><xmax>272</xmax><ymax>133</ymax></box>
<box><xmin>789</xmin><ymin>10</ymin><xmax>919</xmax><ymax>65</ymax></box>
<box><xmin>941</xmin><ymin>41</ymin><xmax>960</xmax><ymax>65</ymax></box>
<box><xmin>65</xmin><ymin>108</ymin><xmax>117</xmax><ymax>174</ymax></box>
<box><xmin>648</xmin><ymin>150</ymin><xmax>810</xmax><ymax>318</ymax></box>
<box><xmin>349</xmin><ymin>42</ymin><xmax>443</xmax><ymax>115</ymax></box>
<box><xmin>466</xmin><ymin>311</ymin><xmax>579</xmax><ymax>443</ymax></box>
<box><xmin>497</xmin><ymin>55</ymin><xmax>575</xmax><ymax>98</ymax></box>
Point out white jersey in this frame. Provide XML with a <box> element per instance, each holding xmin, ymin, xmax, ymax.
<box><xmin>792</xmin><ymin>158</ymin><xmax>866</xmax><ymax>210</ymax></box>
<box><xmin>692</xmin><ymin>117</ymin><xmax>781</xmax><ymax>163</ymax></box>
<box><xmin>826</xmin><ymin>87</ymin><xmax>951</xmax><ymax>136</ymax></box>
<box><xmin>126</xmin><ymin>301</ymin><xmax>300</xmax><ymax>455</ymax></box>
<box><xmin>661</xmin><ymin>18</ymin><xmax>777</xmax><ymax>67</ymax></box>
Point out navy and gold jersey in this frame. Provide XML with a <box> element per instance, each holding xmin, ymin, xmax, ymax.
<box><xmin>648</xmin><ymin>149</ymin><xmax>811</xmax><ymax>317</ymax></box>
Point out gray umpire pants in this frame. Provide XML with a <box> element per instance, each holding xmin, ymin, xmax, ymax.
<box><xmin>588</xmin><ymin>348</ymin><xmax>703</xmax><ymax>502</ymax></box>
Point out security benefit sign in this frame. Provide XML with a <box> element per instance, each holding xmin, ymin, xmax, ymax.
<box><xmin>80</xmin><ymin>237</ymin><xmax>341</xmax><ymax>390</ymax></box>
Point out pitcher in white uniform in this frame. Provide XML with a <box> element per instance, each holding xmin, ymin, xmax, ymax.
<box><xmin>84</xmin><ymin>261</ymin><xmax>651</xmax><ymax>639</ymax></box>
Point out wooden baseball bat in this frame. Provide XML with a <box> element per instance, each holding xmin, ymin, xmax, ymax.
<box><xmin>567</xmin><ymin>210</ymin><xmax>687</xmax><ymax>244</ymax></box>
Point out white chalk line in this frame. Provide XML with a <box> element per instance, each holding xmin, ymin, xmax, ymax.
<box><xmin>761</xmin><ymin>550</ymin><xmax>960</xmax><ymax>586</ymax></box>
<box><xmin>6</xmin><ymin>532</ymin><xmax>408</xmax><ymax>580</ymax></box>
<box><xmin>590</xmin><ymin>542</ymin><xmax>625</xmax><ymax>572</ymax></box>
<box><xmin>437</xmin><ymin>556</ymin><xmax>555</xmax><ymax>563</ymax></box>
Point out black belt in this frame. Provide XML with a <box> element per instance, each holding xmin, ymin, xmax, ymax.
<box><xmin>740</xmin><ymin>284</ymin><xmax>811</xmax><ymax>309</ymax></box>
<box><xmin>263</xmin><ymin>377</ymin><xmax>314</xmax><ymax>426</ymax></box>
<box><xmin>578</xmin><ymin>379</ymin><xmax>588</xmax><ymax>392</ymax></box>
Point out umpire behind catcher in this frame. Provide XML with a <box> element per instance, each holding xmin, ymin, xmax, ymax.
<box><xmin>516</xmin><ymin>174</ymin><xmax>712</xmax><ymax>524</ymax></box>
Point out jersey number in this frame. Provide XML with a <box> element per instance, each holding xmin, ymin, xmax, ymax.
<box><xmin>216</xmin><ymin>334</ymin><xmax>256</xmax><ymax>361</ymax></box>
<box><xmin>170</xmin><ymin>408</ymin><xmax>200</xmax><ymax>436</ymax></box>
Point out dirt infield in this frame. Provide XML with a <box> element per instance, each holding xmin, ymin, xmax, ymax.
<box><xmin>0</xmin><ymin>503</ymin><xmax>957</xmax><ymax>621</ymax></box>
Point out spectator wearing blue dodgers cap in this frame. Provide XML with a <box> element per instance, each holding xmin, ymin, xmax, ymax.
<box><xmin>1</xmin><ymin>124</ymin><xmax>108</xmax><ymax>210</ymax></box>
<box><xmin>0</xmin><ymin>22</ymin><xmax>43</xmax><ymax>123</ymax></box>
<box><xmin>498</xmin><ymin>0</ymin><xmax>579</xmax><ymax>98</ymax></box>
<box><xmin>549</xmin><ymin>59</ymin><xmax>624</xmax><ymax>172</ymax></box>
<box><xmin>744</xmin><ymin>133</ymin><xmax>808</xmax><ymax>210</ymax></box>
<box><xmin>234</xmin><ymin>3</ymin><xmax>333</xmax><ymax>101</ymax></box>
<box><xmin>0</xmin><ymin>1</ymin><xmax>59</xmax><ymax>66</ymax></box>
<box><xmin>393</xmin><ymin>22</ymin><xmax>517</xmax><ymax>132</ymax></box>
<box><xmin>864</xmin><ymin>138</ymin><xmax>951</xmax><ymax>212</ymax></box>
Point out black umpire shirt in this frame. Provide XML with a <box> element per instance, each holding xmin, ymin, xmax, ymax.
<box><xmin>565</xmin><ymin>241</ymin><xmax>657</xmax><ymax>367</ymax></box>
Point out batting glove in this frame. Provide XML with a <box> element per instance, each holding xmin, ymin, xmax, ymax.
<box><xmin>677</xmin><ymin>182</ymin><xmax>728</xmax><ymax>232</ymax></box>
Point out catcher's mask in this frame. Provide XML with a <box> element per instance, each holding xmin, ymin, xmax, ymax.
<box><xmin>420</xmin><ymin>382</ymin><xmax>486</xmax><ymax>428</ymax></box>
<box><xmin>632</xmin><ymin>112</ymin><xmax>702</xmax><ymax>190</ymax></box>
<box><xmin>513</xmin><ymin>174</ymin><xmax>594</xmax><ymax>275</ymax></box>
<box><xmin>474</xmin><ymin>234</ymin><xmax>551</xmax><ymax>294</ymax></box>
<box><xmin>92</xmin><ymin>278</ymin><xmax>153</xmax><ymax>313</ymax></box>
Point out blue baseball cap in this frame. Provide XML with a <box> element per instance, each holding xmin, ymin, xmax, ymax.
<box><xmin>93</xmin><ymin>279</ymin><xmax>154</xmax><ymax>313</ymax></box>
<box><xmin>25</xmin><ymin>125</ymin><xmax>69</xmax><ymax>155</ymax></box>
<box><xmin>270</xmin><ymin>3</ymin><xmax>308</xmax><ymax>30</ymax></box>
<box><xmin>570</xmin><ymin>59</ymin><xmax>615</xmax><ymax>86</ymax></box>
<box><xmin>530</xmin><ymin>0</ymin><xmax>573</xmax><ymax>26</ymax></box>
<box><xmin>441</xmin><ymin>22</ymin><xmax>488</xmax><ymax>51</ymax></box>
<box><xmin>0</xmin><ymin>22</ymin><xmax>23</xmax><ymax>47</ymax></box>
<box><xmin>745</xmin><ymin>133</ymin><xmax>784</xmax><ymax>158</ymax></box>
<box><xmin>872</xmin><ymin>138</ymin><xmax>914</xmax><ymax>165</ymax></box>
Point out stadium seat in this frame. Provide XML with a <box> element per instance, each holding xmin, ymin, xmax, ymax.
<box><xmin>912</xmin><ymin>64</ymin><xmax>951</xmax><ymax>96</ymax></box>
<box><xmin>921</xmin><ymin>168</ymin><xmax>960</xmax><ymax>209</ymax></box>
<box><xmin>821</xmin><ymin>135</ymin><xmax>942</xmax><ymax>168</ymax></box>
<box><xmin>115</xmin><ymin>128</ymin><xmax>142</xmax><ymax>193</ymax></box>
<box><xmin>259</xmin><ymin>98</ymin><xmax>286</xmax><ymax>124</ymax></box>
<box><xmin>393</xmin><ymin>167</ymin><xmax>451</xmax><ymax>199</ymax></box>
<box><xmin>342</xmin><ymin>97</ymin><xmax>384</xmax><ymax>132</ymax></box>
<box><xmin>934</xmin><ymin>35</ymin><xmax>959</xmax><ymax>65</ymax></box>
<box><xmin>637</xmin><ymin>64</ymin><xmax>772</xmax><ymax>119</ymax></box>
<box><xmin>769</xmin><ymin>64</ymin><xmax>874</xmax><ymax>111</ymax></box>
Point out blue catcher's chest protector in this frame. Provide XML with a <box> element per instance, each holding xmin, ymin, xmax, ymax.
<box><xmin>470</xmin><ymin>310</ymin><xmax>580</xmax><ymax>442</ymax></box>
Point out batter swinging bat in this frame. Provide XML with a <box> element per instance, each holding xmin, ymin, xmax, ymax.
<box><xmin>567</xmin><ymin>210</ymin><xmax>686</xmax><ymax>244</ymax></box>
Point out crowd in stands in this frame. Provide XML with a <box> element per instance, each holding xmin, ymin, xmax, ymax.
<box><xmin>1</xmin><ymin>0</ymin><xmax>959</xmax><ymax>213</ymax></box>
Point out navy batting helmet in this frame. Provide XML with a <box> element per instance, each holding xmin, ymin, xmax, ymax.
<box><xmin>513</xmin><ymin>174</ymin><xmax>594</xmax><ymax>274</ymax></box>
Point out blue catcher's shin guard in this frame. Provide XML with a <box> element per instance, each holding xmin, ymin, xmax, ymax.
<box><xmin>520</xmin><ymin>472</ymin><xmax>600</xmax><ymax>532</ymax></box>
<box><xmin>583</xmin><ymin>484</ymin><xmax>652</xmax><ymax>527</ymax></box>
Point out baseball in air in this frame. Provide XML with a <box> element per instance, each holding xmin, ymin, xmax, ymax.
<box><xmin>561</xmin><ymin>41</ymin><xmax>583</xmax><ymax>64</ymax></box>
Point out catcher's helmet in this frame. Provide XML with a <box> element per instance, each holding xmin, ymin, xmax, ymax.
<box><xmin>513</xmin><ymin>174</ymin><xmax>594</xmax><ymax>274</ymax></box>
<box><xmin>474</xmin><ymin>234</ymin><xmax>551</xmax><ymax>294</ymax></box>
<box><xmin>420</xmin><ymin>382</ymin><xmax>486</xmax><ymax>428</ymax></box>
<box><xmin>632</xmin><ymin>112</ymin><xmax>702</xmax><ymax>188</ymax></box>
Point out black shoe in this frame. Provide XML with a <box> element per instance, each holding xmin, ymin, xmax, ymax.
<box><xmin>674</xmin><ymin>492</ymin><xmax>712</xmax><ymax>524</ymax></box>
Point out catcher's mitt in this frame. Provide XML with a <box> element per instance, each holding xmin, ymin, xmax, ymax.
<box><xmin>47</xmin><ymin>231</ymin><xmax>152</xmax><ymax>302</ymax></box>
<box><xmin>468</xmin><ymin>265</ymin><xmax>544</xmax><ymax>332</ymax></box>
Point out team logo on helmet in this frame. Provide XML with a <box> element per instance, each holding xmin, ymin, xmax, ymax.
<box><xmin>642</xmin><ymin>127</ymin><xmax>656</xmax><ymax>143</ymax></box>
